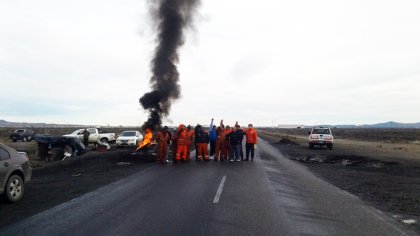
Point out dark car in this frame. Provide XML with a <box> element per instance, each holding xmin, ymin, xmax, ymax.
<box><xmin>0</xmin><ymin>143</ymin><xmax>32</xmax><ymax>202</ymax></box>
<box><xmin>9</xmin><ymin>129</ymin><xmax>36</xmax><ymax>142</ymax></box>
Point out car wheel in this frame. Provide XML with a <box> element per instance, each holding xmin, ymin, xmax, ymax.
<box><xmin>22</xmin><ymin>137</ymin><xmax>28</xmax><ymax>142</ymax></box>
<box><xmin>5</xmin><ymin>175</ymin><xmax>24</xmax><ymax>203</ymax></box>
<box><xmin>12</xmin><ymin>138</ymin><xmax>17</xmax><ymax>142</ymax></box>
<box><xmin>328</xmin><ymin>144</ymin><xmax>333</xmax><ymax>150</ymax></box>
<box><xmin>100</xmin><ymin>138</ymin><xmax>108</xmax><ymax>144</ymax></box>
<box><xmin>309</xmin><ymin>143</ymin><xmax>314</xmax><ymax>149</ymax></box>
<box><xmin>27</xmin><ymin>136</ymin><xmax>32</xmax><ymax>141</ymax></box>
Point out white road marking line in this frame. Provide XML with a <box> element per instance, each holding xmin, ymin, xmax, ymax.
<box><xmin>213</xmin><ymin>175</ymin><xmax>226</xmax><ymax>204</ymax></box>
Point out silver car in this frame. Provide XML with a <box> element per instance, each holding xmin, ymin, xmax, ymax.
<box><xmin>0</xmin><ymin>143</ymin><xmax>32</xmax><ymax>202</ymax></box>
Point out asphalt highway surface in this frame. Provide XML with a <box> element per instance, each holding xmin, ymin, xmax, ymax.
<box><xmin>2</xmin><ymin>139</ymin><xmax>414</xmax><ymax>236</ymax></box>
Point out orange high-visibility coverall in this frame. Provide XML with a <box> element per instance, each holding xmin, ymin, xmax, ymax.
<box><xmin>186</xmin><ymin>130</ymin><xmax>195</xmax><ymax>160</ymax></box>
<box><xmin>214</xmin><ymin>126</ymin><xmax>224</xmax><ymax>160</ymax></box>
<box><xmin>155</xmin><ymin>131</ymin><xmax>170</xmax><ymax>163</ymax></box>
<box><xmin>176</xmin><ymin>126</ymin><xmax>188</xmax><ymax>161</ymax></box>
<box><xmin>197</xmin><ymin>143</ymin><xmax>209</xmax><ymax>160</ymax></box>
<box><xmin>221</xmin><ymin>128</ymin><xmax>232</xmax><ymax>160</ymax></box>
<box><xmin>171</xmin><ymin>132</ymin><xmax>177</xmax><ymax>161</ymax></box>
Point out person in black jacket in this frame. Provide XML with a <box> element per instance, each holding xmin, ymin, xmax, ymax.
<box><xmin>227</xmin><ymin>126</ymin><xmax>245</xmax><ymax>162</ymax></box>
<box><xmin>194</xmin><ymin>124</ymin><xmax>201</xmax><ymax>160</ymax></box>
<box><xmin>235</xmin><ymin>124</ymin><xmax>245</xmax><ymax>160</ymax></box>
<box><xmin>196</xmin><ymin>126</ymin><xmax>210</xmax><ymax>161</ymax></box>
<box><xmin>83</xmin><ymin>129</ymin><xmax>90</xmax><ymax>147</ymax></box>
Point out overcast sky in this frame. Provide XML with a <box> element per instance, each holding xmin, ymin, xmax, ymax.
<box><xmin>1</xmin><ymin>0</ymin><xmax>419</xmax><ymax>127</ymax></box>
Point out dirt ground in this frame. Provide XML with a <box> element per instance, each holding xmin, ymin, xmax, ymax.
<box><xmin>0</xmin><ymin>144</ymin><xmax>158</xmax><ymax>228</ymax></box>
<box><xmin>259</xmin><ymin>129</ymin><xmax>420</xmax><ymax>233</ymax></box>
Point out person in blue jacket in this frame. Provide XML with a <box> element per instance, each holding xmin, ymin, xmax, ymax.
<box><xmin>209</xmin><ymin>124</ymin><xmax>217</xmax><ymax>160</ymax></box>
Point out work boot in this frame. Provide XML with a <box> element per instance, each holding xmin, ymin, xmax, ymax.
<box><xmin>210</xmin><ymin>156</ymin><xmax>214</xmax><ymax>160</ymax></box>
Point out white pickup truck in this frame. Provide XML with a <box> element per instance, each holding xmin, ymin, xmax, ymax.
<box><xmin>64</xmin><ymin>128</ymin><xmax>116</xmax><ymax>144</ymax></box>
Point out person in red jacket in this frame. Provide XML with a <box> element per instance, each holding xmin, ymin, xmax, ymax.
<box><xmin>175</xmin><ymin>124</ymin><xmax>188</xmax><ymax>162</ymax></box>
<box><xmin>244</xmin><ymin>124</ymin><xmax>258</xmax><ymax>161</ymax></box>
<box><xmin>155</xmin><ymin>126</ymin><xmax>170</xmax><ymax>164</ymax></box>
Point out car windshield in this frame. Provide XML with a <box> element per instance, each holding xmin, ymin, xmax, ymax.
<box><xmin>121</xmin><ymin>131</ymin><xmax>136</xmax><ymax>137</ymax></box>
<box><xmin>14</xmin><ymin>129</ymin><xmax>24</xmax><ymax>133</ymax></box>
<box><xmin>312</xmin><ymin>129</ymin><xmax>331</xmax><ymax>134</ymax></box>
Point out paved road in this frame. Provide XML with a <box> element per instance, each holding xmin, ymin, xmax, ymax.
<box><xmin>2</xmin><ymin>139</ymin><xmax>414</xmax><ymax>236</ymax></box>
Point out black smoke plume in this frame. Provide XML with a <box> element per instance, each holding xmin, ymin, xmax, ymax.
<box><xmin>140</xmin><ymin>0</ymin><xmax>200</xmax><ymax>131</ymax></box>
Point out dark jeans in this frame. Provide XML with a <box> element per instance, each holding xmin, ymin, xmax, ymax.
<box><xmin>231</xmin><ymin>144</ymin><xmax>241</xmax><ymax>160</ymax></box>
<box><xmin>246</xmin><ymin>143</ymin><xmax>255</xmax><ymax>159</ymax></box>
<box><xmin>210</xmin><ymin>141</ymin><xmax>216</xmax><ymax>156</ymax></box>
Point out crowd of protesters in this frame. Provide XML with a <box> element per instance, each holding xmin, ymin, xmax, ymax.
<box><xmin>150</xmin><ymin>119</ymin><xmax>258</xmax><ymax>164</ymax></box>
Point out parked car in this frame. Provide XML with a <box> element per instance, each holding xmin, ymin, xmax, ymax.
<box><xmin>0</xmin><ymin>143</ymin><xmax>32</xmax><ymax>202</ymax></box>
<box><xmin>64</xmin><ymin>128</ymin><xmax>116</xmax><ymax>144</ymax></box>
<box><xmin>116</xmin><ymin>131</ymin><xmax>143</xmax><ymax>147</ymax></box>
<box><xmin>308</xmin><ymin>127</ymin><xmax>334</xmax><ymax>149</ymax></box>
<box><xmin>9</xmin><ymin>129</ymin><xmax>36</xmax><ymax>142</ymax></box>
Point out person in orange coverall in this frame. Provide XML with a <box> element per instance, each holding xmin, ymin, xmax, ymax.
<box><xmin>221</xmin><ymin>125</ymin><xmax>233</xmax><ymax>161</ymax></box>
<box><xmin>155</xmin><ymin>126</ymin><xmax>170</xmax><ymax>164</ymax></box>
<box><xmin>175</xmin><ymin>124</ymin><xmax>188</xmax><ymax>162</ymax></box>
<box><xmin>244</xmin><ymin>123</ymin><xmax>258</xmax><ymax>161</ymax></box>
<box><xmin>186</xmin><ymin>125</ymin><xmax>195</xmax><ymax>161</ymax></box>
<box><xmin>213</xmin><ymin>120</ymin><xmax>224</xmax><ymax>161</ymax></box>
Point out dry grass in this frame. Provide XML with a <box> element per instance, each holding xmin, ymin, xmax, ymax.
<box><xmin>258</xmin><ymin>130</ymin><xmax>420</xmax><ymax>163</ymax></box>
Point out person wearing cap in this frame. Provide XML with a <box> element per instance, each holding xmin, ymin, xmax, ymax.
<box><xmin>244</xmin><ymin>123</ymin><xmax>258</xmax><ymax>161</ymax></box>
<box><xmin>155</xmin><ymin>126</ymin><xmax>170</xmax><ymax>164</ymax></box>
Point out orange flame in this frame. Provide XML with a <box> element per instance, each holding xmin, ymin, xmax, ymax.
<box><xmin>136</xmin><ymin>129</ymin><xmax>153</xmax><ymax>151</ymax></box>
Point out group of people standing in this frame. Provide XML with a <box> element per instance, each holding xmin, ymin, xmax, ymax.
<box><xmin>153</xmin><ymin>119</ymin><xmax>258</xmax><ymax>164</ymax></box>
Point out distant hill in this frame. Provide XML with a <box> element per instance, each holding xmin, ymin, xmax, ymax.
<box><xmin>359</xmin><ymin>121</ymin><xmax>420</xmax><ymax>129</ymax></box>
<box><xmin>0</xmin><ymin>119</ymin><xmax>82</xmax><ymax>128</ymax></box>
<box><xmin>314</xmin><ymin>121</ymin><xmax>420</xmax><ymax>129</ymax></box>
<box><xmin>2</xmin><ymin>119</ymin><xmax>420</xmax><ymax>129</ymax></box>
